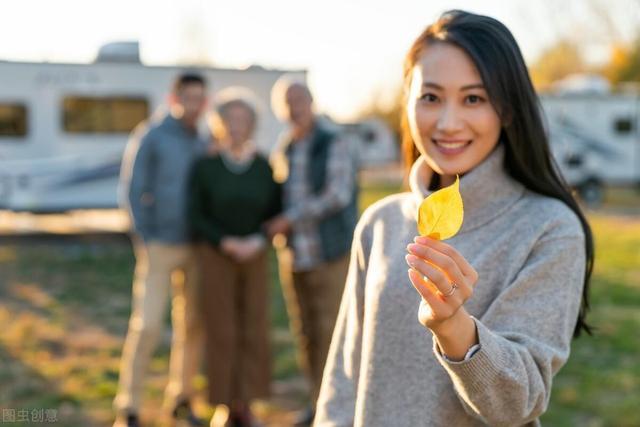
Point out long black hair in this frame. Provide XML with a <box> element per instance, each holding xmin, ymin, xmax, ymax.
<box><xmin>401</xmin><ymin>10</ymin><xmax>594</xmax><ymax>337</ymax></box>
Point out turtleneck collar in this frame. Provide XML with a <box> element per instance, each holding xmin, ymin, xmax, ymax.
<box><xmin>409</xmin><ymin>144</ymin><xmax>525</xmax><ymax>234</ymax></box>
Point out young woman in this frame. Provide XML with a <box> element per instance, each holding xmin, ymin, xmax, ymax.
<box><xmin>188</xmin><ymin>88</ymin><xmax>281</xmax><ymax>427</ymax></box>
<box><xmin>315</xmin><ymin>10</ymin><xmax>593</xmax><ymax>427</ymax></box>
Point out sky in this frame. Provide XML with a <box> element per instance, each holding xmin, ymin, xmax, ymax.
<box><xmin>1</xmin><ymin>0</ymin><xmax>639</xmax><ymax>121</ymax></box>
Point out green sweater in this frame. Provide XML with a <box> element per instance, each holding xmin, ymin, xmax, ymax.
<box><xmin>187</xmin><ymin>154</ymin><xmax>282</xmax><ymax>246</ymax></box>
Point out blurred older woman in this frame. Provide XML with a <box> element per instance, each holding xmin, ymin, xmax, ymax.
<box><xmin>188</xmin><ymin>88</ymin><xmax>281</xmax><ymax>427</ymax></box>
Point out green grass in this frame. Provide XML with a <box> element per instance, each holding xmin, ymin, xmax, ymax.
<box><xmin>0</xmin><ymin>239</ymin><xmax>297</xmax><ymax>426</ymax></box>
<box><xmin>358</xmin><ymin>183</ymin><xmax>403</xmax><ymax>213</ymax></box>
<box><xmin>539</xmin><ymin>213</ymin><xmax>640</xmax><ymax>427</ymax></box>
<box><xmin>0</xmin><ymin>187</ymin><xmax>638</xmax><ymax>426</ymax></box>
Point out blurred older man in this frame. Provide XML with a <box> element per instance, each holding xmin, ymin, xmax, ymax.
<box><xmin>266</xmin><ymin>75</ymin><xmax>358</xmax><ymax>426</ymax></box>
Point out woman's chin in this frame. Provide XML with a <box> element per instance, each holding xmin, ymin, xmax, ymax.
<box><xmin>425</xmin><ymin>156</ymin><xmax>469</xmax><ymax>177</ymax></box>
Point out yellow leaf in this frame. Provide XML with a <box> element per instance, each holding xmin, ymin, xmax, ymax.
<box><xmin>417</xmin><ymin>175</ymin><xmax>464</xmax><ymax>240</ymax></box>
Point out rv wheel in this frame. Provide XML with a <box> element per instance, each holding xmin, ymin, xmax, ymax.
<box><xmin>578</xmin><ymin>179</ymin><xmax>604</xmax><ymax>208</ymax></box>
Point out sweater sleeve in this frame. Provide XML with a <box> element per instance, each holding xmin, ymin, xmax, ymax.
<box><xmin>432</xmin><ymin>232</ymin><xmax>586</xmax><ymax>426</ymax></box>
<box><xmin>120</xmin><ymin>128</ymin><xmax>155</xmax><ymax>240</ymax></box>
<box><xmin>187</xmin><ymin>160</ymin><xmax>226</xmax><ymax>246</ymax></box>
<box><xmin>314</xmin><ymin>218</ymin><xmax>369</xmax><ymax>427</ymax></box>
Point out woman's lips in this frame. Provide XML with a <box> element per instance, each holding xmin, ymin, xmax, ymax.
<box><xmin>432</xmin><ymin>139</ymin><xmax>472</xmax><ymax>155</ymax></box>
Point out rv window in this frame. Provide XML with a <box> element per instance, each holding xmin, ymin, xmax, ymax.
<box><xmin>614</xmin><ymin>117</ymin><xmax>633</xmax><ymax>134</ymax></box>
<box><xmin>0</xmin><ymin>104</ymin><xmax>28</xmax><ymax>137</ymax></box>
<box><xmin>63</xmin><ymin>96</ymin><xmax>148</xmax><ymax>134</ymax></box>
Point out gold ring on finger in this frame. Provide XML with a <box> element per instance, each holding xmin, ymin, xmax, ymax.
<box><xmin>442</xmin><ymin>282</ymin><xmax>458</xmax><ymax>298</ymax></box>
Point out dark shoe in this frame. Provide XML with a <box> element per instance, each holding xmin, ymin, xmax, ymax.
<box><xmin>172</xmin><ymin>400</ymin><xmax>205</xmax><ymax>426</ymax></box>
<box><xmin>127</xmin><ymin>414</ymin><xmax>141</xmax><ymax>427</ymax></box>
<box><xmin>113</xmin><ymin>413</ymin><xmax>140</xmax><ymax>427</ymax></box>
<box><xmin>292</xmin><ymin>406</ymin><xmax>314</xmax><ymax>427</ymax></box>
<box><xmin>229</xmin><ymin>408</ymin><xmax>263</xmax><ymax>427</ymax></box>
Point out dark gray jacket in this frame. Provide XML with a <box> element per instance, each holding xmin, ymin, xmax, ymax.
<box><xmin>274</xmin><ymin>125</ymin><xmax>358</xmax><ymax>262</ymax></box>
<box><xmin>119</xmin><ymin>113</ymin><xmax>207</xmax><ymax>243</ymax></box>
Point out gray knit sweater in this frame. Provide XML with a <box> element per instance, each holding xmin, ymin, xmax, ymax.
<box><xmin>315</xmin><ymin>144</ymin><xmax>586</xmax><ymax>427</ymax></box>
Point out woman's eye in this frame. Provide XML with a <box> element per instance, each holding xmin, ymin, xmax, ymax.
<box><xmin>466</xmin><ymin>94</ymin><xmax>484</xmax><ymax>104</ymax></box>
<box><xmin>420</xmin><ymin>93</ymin><xmax>439</xmax><ymax>103</ymax></box>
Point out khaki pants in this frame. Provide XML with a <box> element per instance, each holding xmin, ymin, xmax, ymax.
<box><xmin>197</xmin><ymin>244</ymin><xmax>271</xmax><ymax>406</ymax></box>
<box><xmin>277</xmin><ymin>249</ymin><xmax>350</xmax><ymax>405</ymax></box>
<box><xmin>114</xmin><ymin>241</ymin><xmax>204</xmax><ymax>414</ymax></box>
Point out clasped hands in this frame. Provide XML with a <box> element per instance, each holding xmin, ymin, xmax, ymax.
<box><xmin>220</xmin><ymin>214</ymin><xmax>292</xmax><ymax>263</ymax></box>
<box><xmin>220</xmin><ymin>234</ymin><xmax>265</xmax><ymax>263</ymax></box>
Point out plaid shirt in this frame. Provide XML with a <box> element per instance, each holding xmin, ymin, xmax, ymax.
<box><xmin>282</xmin><ymin>129</ymin><xmax>356</xmax><ymax>271</ymax></box>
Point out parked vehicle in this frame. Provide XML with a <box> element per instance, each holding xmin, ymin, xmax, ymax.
<box><xmin>0</xmin><ymin>42</ymin><xmax>294</xmax><ymax>211</ymax></box>
<box><xmin>541</xmin><ymin>89</ymin><xmax>640</xmax><ymax>206</ymax></box>
<box><xmin>0</xmin><ymin>42</ymin><xmax>399</xmax><ymax>213</ymax></box>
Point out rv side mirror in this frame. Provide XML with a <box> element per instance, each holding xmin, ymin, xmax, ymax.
<box><xmin>614</xmin><ymin>118</ymin><xmax>633</xmax><ymax>134</ymax></box>
<box><xmin>565</xmin><ymin>154</ymin><xmax>583</xmax><ymax>168</ymax></box>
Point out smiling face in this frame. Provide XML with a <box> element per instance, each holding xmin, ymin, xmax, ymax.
<box><xmin>407</xmin><ymin>42</ymin><xmax>502</xmax><ymax>184</ymax></box>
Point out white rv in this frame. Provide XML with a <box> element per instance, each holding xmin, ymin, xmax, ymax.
<box><xmin>541</xmin><ymin>89</ymin><xmax>640</xmax><ymax>205</ymax></box>
<box><xmin>0</xmin><ymin>42</ymin><xmax>297</xmax><ymax>212</ymax></box>
<box><xmin>0</xmin><ymin>42</ymin><xmax>398</xmax><ymax>213</ymax></box>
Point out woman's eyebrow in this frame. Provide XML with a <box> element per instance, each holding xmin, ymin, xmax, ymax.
<box><xmin>461</xmin><ymin>83</ymin><xmax>485</xmax><ymax>91</ymax></box>
<box><xmin>421</xmin><ymin>82</ymin><xmax>486</xmax><ymax>91</ymax></box>
<box><xmin>421</xmin><ymin>82</ymin><xmax>443</xmax><ymax>90</ymax></box>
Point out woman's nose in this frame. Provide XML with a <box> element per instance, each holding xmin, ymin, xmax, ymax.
<box><xmin>436</xmin><ymin>103</ymin><xmax>464</xmax><ymax>132</ymax></box>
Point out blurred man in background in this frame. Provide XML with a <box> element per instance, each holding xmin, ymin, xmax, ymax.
<box><xmin>114</xmin><ymin>73</ymin><xmax>208</xmax><ymax>427</ymax></box>
<box><xmin>267</xmin><ymin>75</ymin><xmax>358</xmax><ymax>426</ymax></box>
